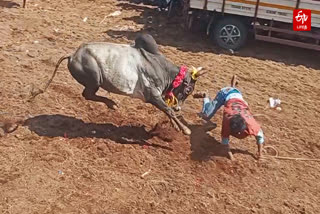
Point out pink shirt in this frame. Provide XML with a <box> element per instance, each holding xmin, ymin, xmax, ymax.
<box><xmin>222</xmin><ymin>98</ymin><xmax>261</xmax><ymax>139</ymax></box>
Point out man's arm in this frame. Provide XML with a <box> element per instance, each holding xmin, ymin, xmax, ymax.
<box><xmin>255</xmin><ymin>129</ymin><xmax>265</xmax><ymax>159</ymax></box>
<box><xmin>221</xmin><ymin>117</ymin><xmax>234</xmax><ymax>160</ymax></box>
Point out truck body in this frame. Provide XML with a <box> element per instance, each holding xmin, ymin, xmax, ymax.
<box><xmin>186</xmin><ymin>0</ymin><xmax>320</xmax><ymax>50</ymax></box>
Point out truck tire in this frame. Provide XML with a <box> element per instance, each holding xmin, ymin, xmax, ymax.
<box><xmin>212</xmin><ymin>17</ymin><xmax>248</xmax><ymax>50</ymax></box>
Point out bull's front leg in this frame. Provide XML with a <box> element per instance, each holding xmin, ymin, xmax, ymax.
<box><xmin>170</xmin><ymin>118</ymin><xmax>180</xmax><ymax>131</ymax></box>
<box><xmin>149</xmin><ymin>96</ymin><xmax>191</xmax><ymax>135</ymax></box>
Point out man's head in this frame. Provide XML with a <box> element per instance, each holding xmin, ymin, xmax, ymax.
<box><xmin>229</xmin><ymin>114</ymin><xmax>247</xmax><ymax>135</ymax></box>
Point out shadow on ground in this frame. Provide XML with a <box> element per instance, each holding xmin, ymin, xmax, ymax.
<box><xmin>106</xmin><ymin>0</ymin><xmax>320</xmax><ymax>70</ymax></box>
<box><xmin>178</xmin><ymin>117</ymin><xmax>256</xmax><ymax>161</ymax></box>
<box><xmin>107</xmin><ymin>1</ymin><xmax>215</xmax><ymax>53</ymax></box>
<box><xmin>24</xmin><ymin>114</ymin><xmax>173</xmax><ymax>150</ymax></box>
<box><xmin>0</xmin><ymin>0</ymin><xmax>21</xmax><ymax>8</ymax></box>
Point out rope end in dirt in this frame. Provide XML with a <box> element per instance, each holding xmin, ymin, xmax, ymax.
<box><xmin>262</xmin><ymin>146</ymin><xmax>320</xmax><ymax>162</ymax></box>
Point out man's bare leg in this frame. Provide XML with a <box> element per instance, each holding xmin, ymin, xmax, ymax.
<box><xmin>231</xmin><ymin>75</ymin><xmax>239</xmax><ymax>87</ymax></box>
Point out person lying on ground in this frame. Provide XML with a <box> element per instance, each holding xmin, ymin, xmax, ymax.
<box><xmin>194</xmin><ymin>75</ymin><xmax>265</xmax><ymax>161</ymax></box>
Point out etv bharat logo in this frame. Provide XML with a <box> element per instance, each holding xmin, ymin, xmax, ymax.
<box><xmin>293</xmin><ymin>9</ymin><xmax>311</xmax><ymax>31</ymax></box>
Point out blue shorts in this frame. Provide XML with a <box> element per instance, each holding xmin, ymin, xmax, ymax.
<box><xmin>201</xmin><ymin>87</ymin><xmax>243</xmax><ymax>120</ymax></box>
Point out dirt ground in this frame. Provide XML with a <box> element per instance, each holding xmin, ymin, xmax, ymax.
<box><xmin>1</xmin><ymin>0</ymin><xmax>320</xmax><ymax>213</ymax></box>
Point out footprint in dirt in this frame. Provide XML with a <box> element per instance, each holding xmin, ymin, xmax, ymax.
<box><xmin>148</xmin><ymin>121</ymin><xmax>176</xmax><ymax>142</ymax></box>
<box><xmin>23</xmin><ymin>114</ymin><xmax>174</xmax><ymax>150</ymax></box>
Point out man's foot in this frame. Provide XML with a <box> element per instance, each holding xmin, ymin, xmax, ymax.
<box><xmin>256</xmin><ymin>151</ymin><xmax>265</xmax><ymax>160</ymax></box>
<box><xmin>197</xmin><ymin>112</ymin><xmax>209</xmax><ymax>121</ymax></box>
<box><xmin>202</xmin><ymin>121</ymin><xmax>217</xmax><ymax>131</ymax></box>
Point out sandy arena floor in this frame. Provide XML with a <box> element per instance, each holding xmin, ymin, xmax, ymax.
<box><xmin>1</xmin><ymin>0</ymin><xmax>320</xmax><ymax>213</ymax></box>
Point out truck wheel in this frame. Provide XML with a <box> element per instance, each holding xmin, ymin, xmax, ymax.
<box><xmin>212</xmin><ymin>17</ymin><xmax>248</xmax><ymax>50</ymax></box>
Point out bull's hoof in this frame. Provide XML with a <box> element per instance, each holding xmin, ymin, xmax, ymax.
<box><xmin>170</xmin><ymin>119</ymin><xmax>180</xmax><ymax>131</ymax></box>
<box><xmin>182</xmin><ymin>127</ymin><xmax>191</xmax><ymax>135</ymax></box>
<box><xmin>172</xmin><ymin>106</ymin><xmax>181</xmax><ymax>112</ymax></box>
<box><xmin>111</xmin><ymin>104</ymin><xmax>119</xmax><ymax>110</ymax></box>
<box><xmin>173</xmin><ymin>124</ymin><xmax>180</xmax><ymax>132</ymax></box>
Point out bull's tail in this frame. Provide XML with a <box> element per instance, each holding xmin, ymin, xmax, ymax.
<box><xmin>28</xmin><ymin>55</ymin><xmax>70</xmax><ymax>101</ymax></box>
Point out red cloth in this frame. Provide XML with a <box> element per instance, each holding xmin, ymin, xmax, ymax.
<box><xmin>222</xmin><ymin>98</ymin><xmax>261</xmax><ymax>139</ymax></box>
<box><xmin>172</xmin><ymin>65</ymin><xmax>188</xmax><ymax>89</ymax></box>
<box><xmin>165</xmin><ymin>65</ymin><xmax>188</xmax><ymax>101</ymax></box>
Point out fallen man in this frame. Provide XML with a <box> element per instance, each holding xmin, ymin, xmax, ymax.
<box><xmin>194</xmin><ymin>75</ymin><xmax>265</xmax><ymax>160</ymax></box>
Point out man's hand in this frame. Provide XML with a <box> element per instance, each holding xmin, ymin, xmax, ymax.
<box><xmin>256</xmin><ymin>143</ymin><xmax>265</xmax><ymax>160</ymax></box>
<box><xmin>228</xmin><ymin>150</ymin><xmax>235</xmax><ymax>161</ymax></box>
<box><xmin>222</xmin><ymin>144</ymin><xmax>235</xmax><ymax>161</ymax></box>
<box><xmin>256</xmin><ymin>151</ymin><xmax>263</xmax><ymax>160</ymax></box>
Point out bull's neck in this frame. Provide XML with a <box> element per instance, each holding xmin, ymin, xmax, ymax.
<box><xmin>164</xmin><ymin>65</ymin><xmax>181</xmax><ymax>94</ymax></box>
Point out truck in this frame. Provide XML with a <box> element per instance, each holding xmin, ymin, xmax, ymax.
<box><xmin>182</xmin><ymin>0</ymin><xmax>320</xmax><ymax>51</ymax></box>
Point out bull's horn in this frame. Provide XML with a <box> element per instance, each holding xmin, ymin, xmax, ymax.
<box><xmin>191</xmin><ymin>66</ymin><xmax>199</xmax><ymax>80</ymax></box>
<box><xmin>191</xmin><ymin>66</ymin><xmax>207</xmax><ymax>80</ymax></box>
<box><xmin>195</xmin><ymin>70</ymin><xmax>208</xmax><ymax>78</ymax></box>
<box><xmin>196</xmin><ymin>67</ymin><xmax>203</xmax><ymax>71</ymax></box>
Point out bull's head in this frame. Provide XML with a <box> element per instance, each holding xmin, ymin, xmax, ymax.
<box><xmin>168</xmin><ymin>66</ymin><xmax>206</xmax><ymax>111</ymax></box>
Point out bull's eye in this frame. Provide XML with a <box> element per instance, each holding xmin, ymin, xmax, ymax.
<box><xmin>185</xmin><ymin>87</ymin><xmax>192</xmax><ymax>95</ymax></box>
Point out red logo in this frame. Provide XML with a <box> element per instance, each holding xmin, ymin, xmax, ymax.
<box><xmin>293</xmin><ymin>9</ymin><xmax>311</xmax><ymax>31</ymax></box>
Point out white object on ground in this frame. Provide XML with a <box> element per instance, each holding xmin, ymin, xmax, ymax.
<box><xmin>269</xmin><ymin>97</ymin><xmax>281</xmax><ymax>108</ymax></box>
<box><xmin>141</xmin><ymin>169</ymin><xmax>151</xmax><ymax>178</ymax></box>
<box><xmin>108</xmin><ymin>11</ymin><xmax>121</xmax><ymax>17</ymax></box>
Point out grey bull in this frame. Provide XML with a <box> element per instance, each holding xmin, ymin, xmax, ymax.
<box><xmin>30</xmin><ymin>34</ymin><xmax>205</xmax><ymax>135</ymax></box>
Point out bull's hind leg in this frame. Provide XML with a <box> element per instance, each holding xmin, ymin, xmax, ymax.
<box><xmin>82</xmin><ymin>87</ymin><xmax>118</xmax><ymax>110</ymax></box>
